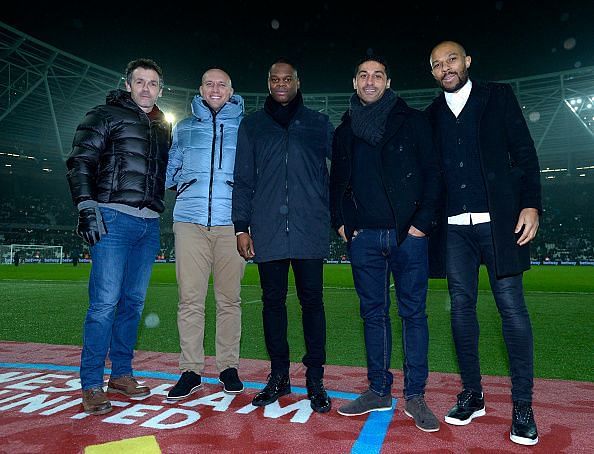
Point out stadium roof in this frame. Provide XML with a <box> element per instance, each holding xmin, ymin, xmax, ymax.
<box><xmin>1</xmin><ymin>20</ymin><xmax>593</xmax><ymax>174</ymax></box>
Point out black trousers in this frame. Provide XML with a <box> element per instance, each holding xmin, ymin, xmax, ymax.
<box><xmin>257</xmin><ymin>258</ymin><xmax>326</xmax><ymax>380</ymax></box>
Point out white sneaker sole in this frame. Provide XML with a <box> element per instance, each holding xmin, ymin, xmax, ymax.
<box><xmin>166</xmin><ymin>384</ymin><xmax>202</xmax><ymax>401</ymax></box>
<box><xmin>404</xmin><ymin>410</ymin><xmax>440</xmax><ymax>432</ymax></box>
<box><xmin>510</xmin><ymin>433</ymin><xmax>539</xmax><ymax>446</ymax></box>
<box><xmin>337</xmin><ymin>405</ymin><xmax>392</xmax><ymax>416</ymax></box>
<box><xmin>444</xmin><ymin>407</ymin><xmax>486</xmax><ymax>425</ymax></box>
<box><xmin>219</xmin><ymin>379</ymin><xmax>244</xmax><ymax>394</ymax></box>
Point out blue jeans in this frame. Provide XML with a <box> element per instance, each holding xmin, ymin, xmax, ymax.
<box><xmin>257</xmin><ymin>259</ymin><xmax>326</xmax><ymax>380</ymax></box>
<box><xmin>80</xmin><ymin>208</ymin><xmax>160</xmax><ymax>390</ymax></box>
<box><xmin>349</xmin><ymin>229</ymin><xmax>430</xmax><ymax>398</ymax></box>
<box><xmin>446</xmin><ymin>222</ymin><xmax>534</xmax><ymax>402</ymax></box>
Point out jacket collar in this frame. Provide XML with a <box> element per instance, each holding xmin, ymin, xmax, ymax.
<box><xmin>431</xmin><ymin>80</ymin><xmax>490</xmax><ymax>118</ymax></box>
<box><xmin>106</xmin><ymin>89</ymin><xmax>166</xmax><ymax>121</ymax></box>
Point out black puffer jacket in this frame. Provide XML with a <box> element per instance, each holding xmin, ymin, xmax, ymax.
<box><xmin>66</xmin><ymin>89</ymin><xmax>172</xmax><ymax>212</ymax></box>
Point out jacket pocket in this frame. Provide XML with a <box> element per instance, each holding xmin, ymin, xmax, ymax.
<box><xmin>176</xmin><ymin>178</ymin><xmax>197</xmax><ymax>198</ymax></box>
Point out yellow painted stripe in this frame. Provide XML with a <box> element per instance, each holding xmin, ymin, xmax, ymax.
<box><xmin>84</xmin><ymin>435</ymin><xmax>161</xmax><ymax>453</ymax></box>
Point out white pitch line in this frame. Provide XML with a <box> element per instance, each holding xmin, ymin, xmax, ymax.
<box><xmin>243</xmin><ymin>292</ymin><xmax>296</xmax><ymax>305</ymax></box>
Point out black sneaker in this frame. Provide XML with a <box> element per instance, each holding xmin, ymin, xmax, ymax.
<box><xmin>444</xmin><ymin>389</ymin><xmax>486</xmax><ymax>425</ymax></box>
<box><xmin>219</xmin><ymin>367</ymin><xmax>244</xmax><ymax>394</ymax></box>
<box><xmin>167</xmin><ymin>371</ymin><xmax>202</xmax><ymax>400</ymax></box>
<box><xmin>306</xmin><ymin>378</ymin><xmax>331</xmax><ymax>413</ymax></box>
<box><xmin>510</xmin><ymin>400</ymin><xmax>539</xmax><ymax>446</ymax></box>
<box><xmin>252</xmin><ymin>373</ymin><xmax>291</xmax><ymax>407</ymax></box>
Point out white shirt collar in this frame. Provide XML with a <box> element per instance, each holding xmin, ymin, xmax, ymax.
<box><xmin>444</xmin><ymin>79</ymin><xmax>472</xmax><ymax>117</ymax></box>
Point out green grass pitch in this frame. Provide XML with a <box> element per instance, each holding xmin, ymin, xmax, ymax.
<box><xmin>1</xmin><ymin>263</ymin><xmax>592</xmax><ymax>381</ymax></box>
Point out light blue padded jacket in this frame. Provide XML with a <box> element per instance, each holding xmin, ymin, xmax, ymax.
<box><xmin>166</xmin><ymin>94</ymin><xmax>244</xmax><ymax>226</ymax></box>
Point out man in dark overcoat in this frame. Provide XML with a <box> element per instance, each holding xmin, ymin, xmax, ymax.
<box><xmin>426</xmin><ymin>40</ymin><xmax>542</xmax><ymax>446</ymax></box>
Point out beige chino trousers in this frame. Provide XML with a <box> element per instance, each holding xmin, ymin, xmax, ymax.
<box><xmin>173</xmin><ymin>222</ymin><xmax>246</xmax><ymax>373</ymax></box>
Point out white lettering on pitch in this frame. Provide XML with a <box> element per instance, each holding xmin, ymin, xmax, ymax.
<box><xmin>0</xmin><ymin>372</ymin><xmax>43</xmax><ymax>384</ymax></box>
<box><xmin>71</xmin><ymin>400</ymin><xmax>131</xmax><ymax>419</ymax></box>
<box><xmin>5</xmin><ymin>374</ymin><xmax>72</xmax><ymax>391</ymax></box>
<box><xmin>45</xmin><ymin>378</ymin><xmax>80</xmax><ymax>393</ymax></box>
<box><xmin>236</xmin><ymin>399</ymin><xmax>313</xmax><ymax>423</ymax></box>
<box><xmin>40</xmin><ymin>398</ymin><xmax>82</xmax><ymax>415</ymax></box>
<box><xmin>141</xmin><ymin>408</ymin><xmax>201</xmax><ymax>429</ymax></box>
<box><xmin>0</xmin><ymin>392</ymin><xmax>30</xmax><ymax>405</ymax></box>
<box><xmin>0</xmin><ymin>393</ymin><xmax>71</xmax><ymax>412</ymax></box>
<box><xmin>181</xmin><ymin>391</ymin><xmax>234</xmax><ymax>412</ymax></box>
<box><xmin>150</xmin><ymin>383</ymin><xmax>172</xmax><ymax>397</ymax></box>
<box><xmin>103</xmin><ymin>404</ymin><xmax>162</xmax><ymax>425</ymax></box>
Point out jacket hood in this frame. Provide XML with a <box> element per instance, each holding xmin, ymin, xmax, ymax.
<box><xmin>191</xmin><ymin>93</ymin><xmax>245</xmax><ymax>121</ymax></box>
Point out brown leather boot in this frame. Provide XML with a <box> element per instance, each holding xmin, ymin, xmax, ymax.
<box><xmin>82</xmin><ymin>387</ymin><xmax>112</xmax><ymax>415</ymax></box>
<box><xmin>107</xmin><ymin>375</ymin><xmax>150</xmax><ymax>397</ymax></box>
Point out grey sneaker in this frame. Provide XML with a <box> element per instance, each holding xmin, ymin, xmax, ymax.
<box><xmin>404</xmin><ymin>395</ymin><xmax>440</xmax><ymax>432</ymax></box>
<box><xmin>338</xmin><ymin>389</ymin><xmax>393</xmax><ymax>416</ymax></box>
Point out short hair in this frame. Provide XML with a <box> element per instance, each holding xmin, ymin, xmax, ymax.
<box><xmin>354</xmin><ymin>54</ymin><xmax>390</xmax><ymax>79</ymax></box>
<box><xmin>125</xmin><ymin>58</ymin><xmax>164</xmax><ymax>88</ymax></box>
<box><xmin>269</xmin><ymin>57</ymin><xmax>299</xmax><ymax>78</ymax></box>
<box><xmin>201</xmin><ymin>67</ymin><xmax>233</xmax><ymax>88</ymax></box>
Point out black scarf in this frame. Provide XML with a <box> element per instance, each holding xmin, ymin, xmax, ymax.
<box><xmin>264</xmin><ymin>90</ymin><xmax>303</xmax><ymax>128</ymax></box>
<box><xmin>349</xmin><ymin>89</ymin><xmax>397</xmax><ymax>146</ymax></box>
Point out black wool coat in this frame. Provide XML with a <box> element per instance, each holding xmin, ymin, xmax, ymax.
<box><xmin>425</xmin><ymin>81</ymin><xmax>542</xmax><ymax>278</ymax></box>
<box><xmin>330</xmin><ymin>97</ymin><xmax>443</xmax><ymax>249</ymax></box>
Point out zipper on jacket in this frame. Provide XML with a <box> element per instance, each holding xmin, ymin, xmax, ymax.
<box><xmin>285</xmin><ymin>134</ymin><xmax>290</xmax><ymax>234</ymax></box>
<box><xmin>218</xmin><ymin>123</ymin><xmax>224</xmax><ymax>169</ymax></box>
<box><xmin>207</xmin><ymin>116</ymin><xmax>217</xmax><ymax>229</ymax></box>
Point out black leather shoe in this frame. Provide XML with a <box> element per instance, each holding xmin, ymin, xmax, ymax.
<box><xmin>306</xmin><ymin>378</ymin><xmax>331</xmax><ymax>413</ymax></box>
<box><xmin>444</xmin><ymin>389</ymin><xmax>485</xmax><ymax>425</ymax></box>
<box><xmin>510</xmin><ymin>400</ymin><xmax>539</xmax><ymax>446</ymax></box>
<box><xmin>252</xmin><ymin>373</ymin><xmax>291</xmax><ymax>406</ymax></box>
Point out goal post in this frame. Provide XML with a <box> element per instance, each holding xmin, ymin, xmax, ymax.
<box><xmin>0</xmin><ymin>244</ymin><xmax>64</xmax><ymax>264</ymax></box>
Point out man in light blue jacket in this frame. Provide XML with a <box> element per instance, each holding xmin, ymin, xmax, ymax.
<box><xmin>166</xmin><ymin>68</ymin><xmax>246</xmax><ymax>400</ymax></box>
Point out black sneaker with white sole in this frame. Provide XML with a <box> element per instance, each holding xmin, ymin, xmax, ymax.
<box><xmin>444</xmin><ymin>389</ymin><xmax>486</xmax><ymax>425</ymax></box>
<box><xmin>219</xmin><ymin>367</ymin><xmax>244</xmax><ymax>394</ymax></box>
<box><xmin>167</xmin><ymin>371</ymin><xmax>202</xmax><ymax>400</ymax></box>
<box><xmin>510</xmin><ymin>400</ymin><xmax>539</xmax><ymax>446</ymax></box>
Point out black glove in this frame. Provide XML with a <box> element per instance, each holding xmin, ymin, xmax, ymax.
<box><xmin>76</xmin><ymin>201</ymin><xmax>107</xmax><ymax>246</ymax></box>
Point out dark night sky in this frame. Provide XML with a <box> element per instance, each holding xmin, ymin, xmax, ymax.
<box><xmin>3</xmin><ymin>1</ymin><xmax>594</xmax><ymax>93</ymax></box>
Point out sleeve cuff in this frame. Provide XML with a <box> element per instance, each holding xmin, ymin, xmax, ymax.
<box><xmin>234</xmin><ymin>221</ymin><xmax>249</xmax><ymax>234</ymax></box>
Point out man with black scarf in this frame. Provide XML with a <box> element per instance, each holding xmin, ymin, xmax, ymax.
<box><xmin>232</xmin><ymin>58</ymin><xmax>334</xmax><ymax>413</ymax></box>
<box><xmin>329</xmin><ymin>55</ymin><xmax>442</xmax><ymax>432</ymax></box>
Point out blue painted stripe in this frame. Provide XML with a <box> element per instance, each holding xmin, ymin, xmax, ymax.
<box><xmin>0</xmin><ymin>362</ymin><xmax>391</xmax><ymax>453</ymax></box>
<box><xmin>351</xmin><ymin>401</ymin><xmax>397</xmax><ymax>454</ymax></box>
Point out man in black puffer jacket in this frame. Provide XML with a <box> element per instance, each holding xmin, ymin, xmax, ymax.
<box><xmin>66</xmin><ymin>58</ymin><xmax>171</xmax><ymax>416</ymax></box>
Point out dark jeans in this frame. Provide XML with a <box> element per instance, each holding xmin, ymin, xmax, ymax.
<box><xmin>257</xmin><ymin>258</ymin><xmax>326</xmax><ymax>380</ymax></box>
<box><xmin>446</xmin><ymin>222</ymin><xmax>534</xmax><ymax>402</ymax></box>
<box><xmin>348</xmin><ymin>229</ymin><xmax>430</xmax><ymax>398</ymax></box>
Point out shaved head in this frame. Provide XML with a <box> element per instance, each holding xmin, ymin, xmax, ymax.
<box><xmin>429</xmin><ymin>40</ymin><xmax>472</xmax><ymax>93</ymax></box>
<box><xmin>430</xmin><ymin>41</ymin><xmax>467</xmax><ymax>66</ymax></box>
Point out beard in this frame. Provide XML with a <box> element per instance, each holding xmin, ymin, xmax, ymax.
<box><xmin>439</xmin><ymin>67</ymin><xmax>469</xmax><ymax>93</ymax></box>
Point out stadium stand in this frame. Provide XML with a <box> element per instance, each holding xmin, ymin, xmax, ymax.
<box><xmin>1</xmin><ymin>21</ymin><xmax>593</xmax><ymax>263</ymax></box>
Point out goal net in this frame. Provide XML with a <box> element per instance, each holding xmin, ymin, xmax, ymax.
<box><xmin>0</xmin><ymin>244</ymin><xmax>63</xmax><ymax>264</ymax></box>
